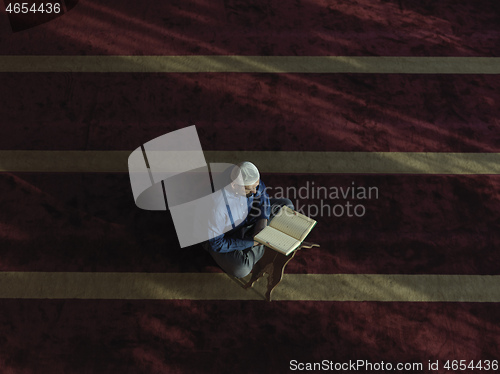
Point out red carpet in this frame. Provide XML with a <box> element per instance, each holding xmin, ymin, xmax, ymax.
<box><xmin>1</xmin><ymin>0</ymin><xmax>499</xmax><ymax>56</ymax></box>
<box><xmin>2</xmin><ymin>172</ymin><xmax>500</xmax><ymax>275</ymax></box>
<box><xmin>1</xmin><ymin>300</ymin><xmax>499</xmax><ymax>373</ymax></box>
<box><xmin>1</xmin><ymin>0</ymin><xmax>499</xmax><ymax>373</ymax></box>
<box><xmin>1</xmin><ymin>73</ymin><xmax>499</xmax><ymax>152</ymax></box>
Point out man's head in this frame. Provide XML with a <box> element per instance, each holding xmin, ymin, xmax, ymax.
<box><xmin>231</xmin><ymin>161</ymin><xmax>260</xmax><ymax>197</ymax></box>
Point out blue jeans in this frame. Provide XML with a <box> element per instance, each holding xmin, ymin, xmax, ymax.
<box><xmin>208</xmin><ymin>198</ymin><xmax>294</xmax><ymax>278</ymax></box>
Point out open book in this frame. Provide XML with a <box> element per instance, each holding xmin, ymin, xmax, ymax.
<box><xmin>254</xmin><ymin>206</ymin><xmax>317</xmax><ymax>256</ymax></box>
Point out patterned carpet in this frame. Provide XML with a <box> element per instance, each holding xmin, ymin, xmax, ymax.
<box><xmin>1</xmin><ymin>0</ymin><xmax>499</xmax><ymax>373</ymax></box>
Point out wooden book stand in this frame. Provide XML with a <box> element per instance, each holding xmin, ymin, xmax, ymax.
<box><xmin>242</xmin><ymin>242</ymin><xmax>319</xmax><ymax>301</ymax></box>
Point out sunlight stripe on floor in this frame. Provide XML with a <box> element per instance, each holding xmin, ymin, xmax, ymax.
<box><xmin>0</xmin><ymin>56</ymin><xmax>499</xmax><ymax>74</ymax></box>
<box><xmin>1</xmin><ymin>150</ymin><xmax>500</xmax><ymax>174</ymax></box>
<box><xmin>0</xmin><ymin>272</ymin><xmax>499</xmax><ymax>302</ymax></box>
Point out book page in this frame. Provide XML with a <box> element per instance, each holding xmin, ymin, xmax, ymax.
<box><xmin>254</xmin><ymin>226</ymin><xmax>301</xmax><ymax>256</ymax></box>
<box><xmin>269</xmin><ymin>206</ymin><xmax>317</xmax><ymax>241</ymax></box>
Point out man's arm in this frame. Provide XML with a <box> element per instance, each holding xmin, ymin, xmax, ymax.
<box><xmin>207</xmin><ymin>200</ymin><xmax>255</xmax><ymax>253</ymax></box>
<box><xmin>209</xmin><ymin>234</ymin><xmax>255</xmax><ymax>253</ymax></box>
<box><xmin>253</xmin><ymin>181</ymin><xmax>271</xmax><ymax>220</ymax></box>
<box><xmin>251</xmin><ymin>181</ymin><xmax>271</xmax><ymax>245</ymax></box>
<box><xmin>252</xmin><ymin>218</ymin><xmax>268</xmax><ymax>245</ymax></box>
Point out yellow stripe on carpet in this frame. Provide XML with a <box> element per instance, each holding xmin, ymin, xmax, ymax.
<box><xmin>1</xmin><ymin>272</ymin><xmax>499</xmax><ymax>302</ymax></box>
<box><xmin>0</xmin><ymin>56</ymin><xmax>499</xmax><ymax>74</ymax></box>
<box><xmin>1</xmin><ymin>151</ymin><xmax>500</xmax><ymax>174</ymax></box>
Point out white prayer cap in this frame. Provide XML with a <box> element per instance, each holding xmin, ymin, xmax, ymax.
<box><xmin>231</xmin><ymin>161</ymin><xmax>260</xmax><ymax>186</ymax></box>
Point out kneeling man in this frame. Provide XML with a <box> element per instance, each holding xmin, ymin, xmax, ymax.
<box><xmin>204</xmin><ymin>161</ymin><xmax>293</xmax><ymax>278</ymax></box>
